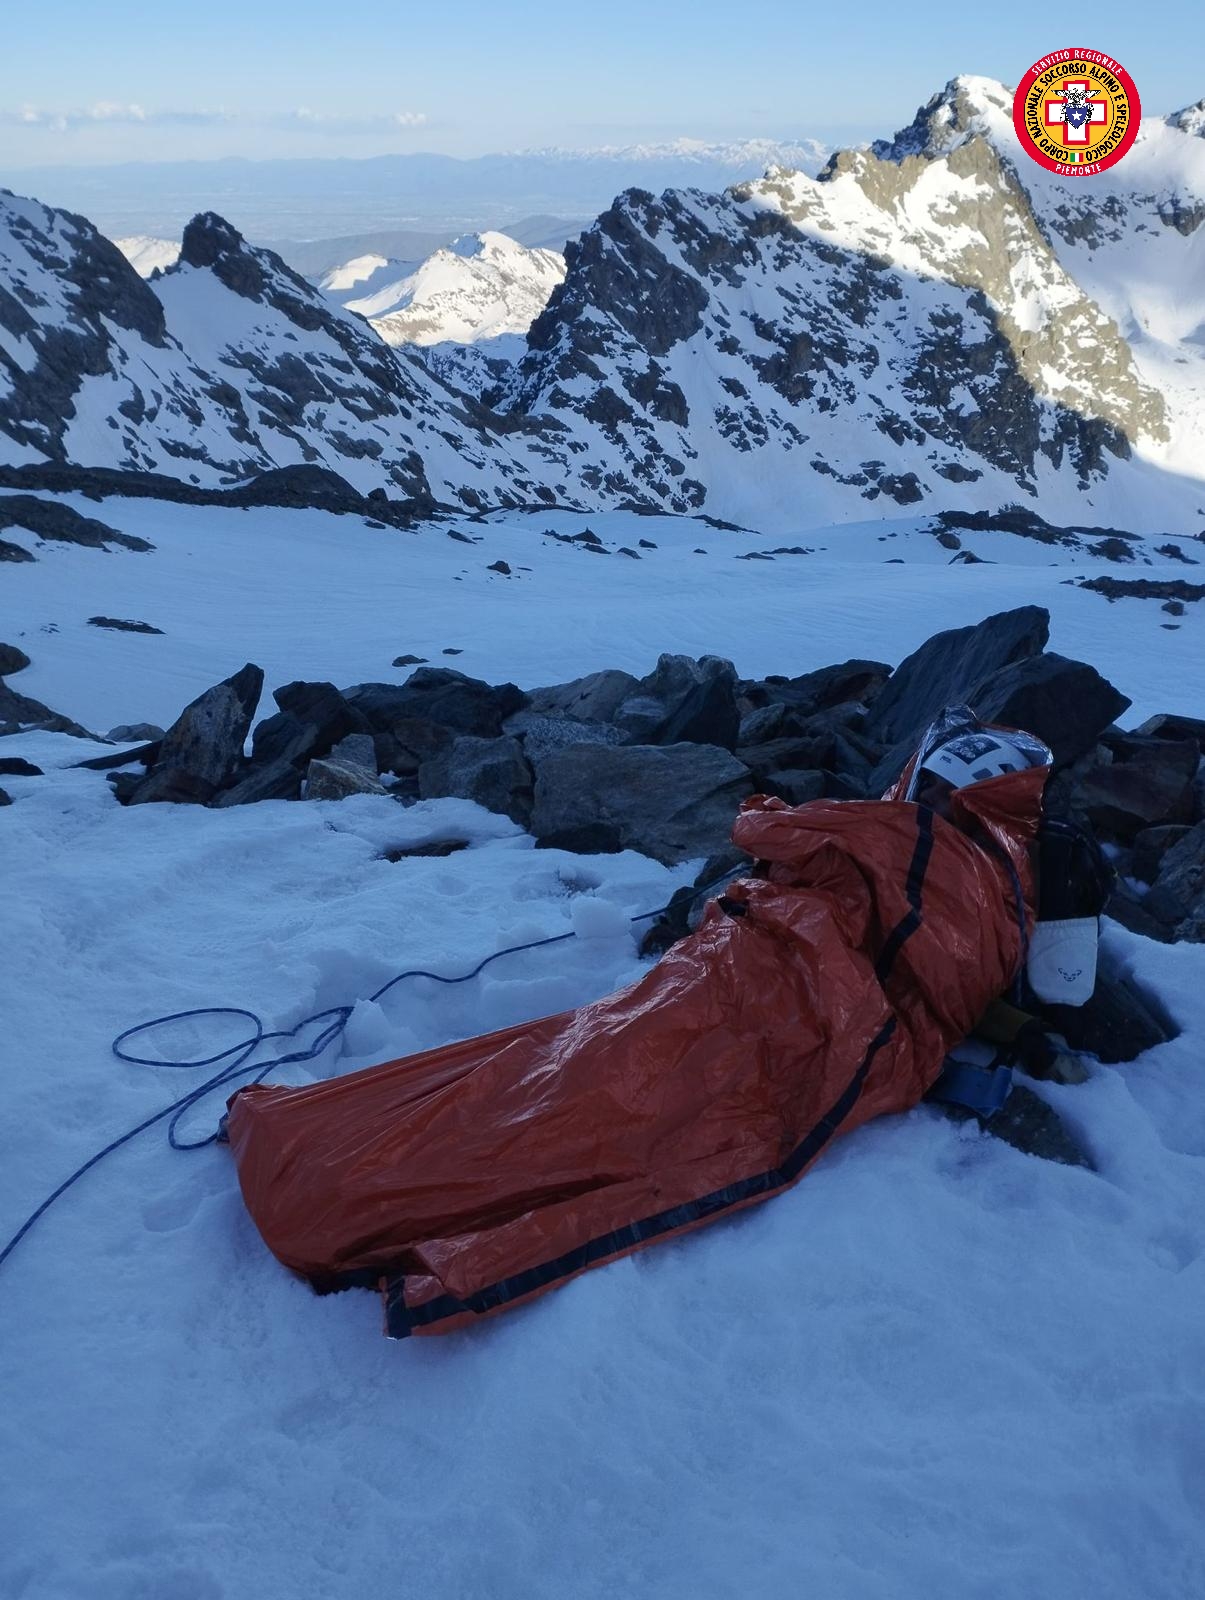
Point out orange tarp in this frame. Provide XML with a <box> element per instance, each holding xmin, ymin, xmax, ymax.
<box><xmin>227</xmin><ymin>758</ymin><xmax>1046</xmax><ymax>1337</ymax></box>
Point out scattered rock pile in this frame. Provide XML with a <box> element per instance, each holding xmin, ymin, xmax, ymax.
<box><xmin>4</xmin><ymin>608</ymin><xmax>1204</xmax><ymax>961</ymax></box>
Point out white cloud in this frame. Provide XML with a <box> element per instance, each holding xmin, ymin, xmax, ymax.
<box><xmin>1</xmin><ymin>104</ymin><xmax>426</xmax><ymax>136</ymax></box>
<box><xmin>3</xmin><ymin>103</ymin><xmax>232</xmax><ymax>131</ymax></box>
<box><xmin>286</xmin><ymin>108</ymin><xmax>428</xmax><ymax>132</ymax></box>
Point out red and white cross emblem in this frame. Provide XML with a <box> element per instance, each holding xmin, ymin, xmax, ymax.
<box><xmin>1044</xmin><ymin>80</ymin><xmax>1109</xmax><ymax>145</ymax></box>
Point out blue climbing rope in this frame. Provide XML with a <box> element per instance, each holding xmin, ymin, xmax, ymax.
<box><xmin>0</xmin><ymin>871</ymin><xmax>733</xmax><ymax>1272</ymax></box>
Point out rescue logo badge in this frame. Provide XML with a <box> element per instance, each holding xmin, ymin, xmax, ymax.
<box><xmin>1012</xmin><ymin>50</ymin><xmax>1141</xmax><ymax>176</ymax></box>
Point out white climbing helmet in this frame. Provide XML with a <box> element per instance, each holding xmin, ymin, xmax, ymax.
<box><xmin>920</xmin><ymin>729</ymin><xmax>1031</xmax><ymax>790</ymax></box>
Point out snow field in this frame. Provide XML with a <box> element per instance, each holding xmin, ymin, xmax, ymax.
<box><xmin>1</xmin><ymin>499</ymin><xmax>1204</xmax><ymax>1597</ymax></box>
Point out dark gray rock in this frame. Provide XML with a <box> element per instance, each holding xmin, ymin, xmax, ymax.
<box><xmin>344</xmin><ymin>668</ymin><xmax>525</xmax><ymax>738</ymax></box>
<box><xmin>251</xmin><ymin>681</ymin><xmax>365</xmax><ymax>769</ymax></box>
<box><xmin>0</xmin><ymin>756</ymin><xmax>42</xmax><ymax>776</ymax></box>
<box><xmin>210</xmin><ymin>758</ymin><xmax>303</xmax><ymax>807</ymax></box>
<box><xmin>503</xmin><ymin>710</ymin><xmax>624</xmax><ymax>760</ymax></box>
<box><xmin>0</xmin><ymin>680</ymin><xmax>94</xmax><ymax>739</ymax></box>
<box><xmin>615</xmin><ymin>654</ymin><xmax>740</xmax><ymax>750</ymax></box>
<box><xmin>0</xmin><ymin>786</ymin><xmax>12</xmax><ymax>806</ymax></box>
<box><xmin>106</xmin><ymin>722</ymin><xmax>165</xmax><ymax>743</ymax></box>
<box><xmin>1143</xmin><ymin>822</ymin><xmax>1205</xmax><ymax>937</ymax></box>
<box><xmin>759</xmin><ymin>768</ymin><xmax>827</xmax><ymax>806</ymax></box>
<box><xmin>0</xmin><ymin>643</ymin><xmax>30</xmax><ymax>675</ymax></box>
<box><xmin>419</xmin><ymin>735</ymin><xmax>533</xmax><ymax>826</ymax></box>
<box><xmin>87</xmin><ymin>616</ymin><xmax>163</xmax><ymax>634</ymax></box>
<box><xmin>1034</xmin><ymin>949</ymin><xmax>1180</xmax><ymax>1061</ymax></box>
<box><xmin>1072</xmin><ymin>736</ymin><xmax>1197</xmax><ymax>841</ymax></box>
<box><xmin>1132</xmin><ymin>824</ymin><xmax>1194</xmax><ymax>884</ymax></box>
<box><xmin>306</xmin><ymin>757</ymin><xmax>387</xmax><ymax>800</ymax></box>
<box><xmin>737</xmin><ymin>730</ymin><xmax>836</xmax><ymax>782</ymax></box>
<box><xmin>531</xmin><ymin>743</ymin><xmax>752</xmax><ymax>865</ymax></box>
<box><xmin>525</xmin><ymin>668</ymin><xmax>640</xmax><ymax>724</ymax></box>
<box><xmin>127</xmin><ymin>663</ymin><xmax>263</xmax><ymax>804</ymax></box>
<box><xmin>1133</xmin><ymin>712</ymin><xmax>1205</xmax><ymax>753</ymax></box>
<box><xmin>373</xmin><ymin>716</ymin><xmax>454</xmax><ymax>778</ymax></box>
<box><xmin>865</xmin><ymin>607</ymin><xmax>1049</xmax><ymax>747</ymax></box>
<box><xmin>75</xmin><ymin>741</ymin><xmax>159</xmax><ymax>771</ymax></box>
<box><xmin>0</xmin><ymin>495</ymin><xmax>152</xmax><ymax>554</ymax></box>
<box><xmin>327</xmin><ymin>733</ymin><xmax>378</xmax><ymax>771</ymax></box>
<box><xmin>739</xmin><ymin>659</ymin><xmax>891</xmax><ymax>718</ymax></box>
<box><xmin>638</xmin><ymin>846</ymin><xmax>753</xmax><ymax>955</ymax></box>
<box><xmin>971</xmin><ymin>655</ymin><xmax>1133</xmax><ymax>767</ymax></box>
<box><xmin>225</xmin><ymin>464</ymin><xmax>364</xmax><ymax>510</ymax></box>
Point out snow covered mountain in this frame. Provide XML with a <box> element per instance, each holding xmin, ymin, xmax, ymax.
<box><xmin>0</xmin><ymin>194</ymin><xmax>554</xmax><ymax>506</ymax></box>
<box><xmin>316</xmin><ymin>231</ymin><xmax>566</xmax><ymax>399</ymax></box>
<box><xmin>3</xmin><ymin>80</ymin><xmax>1205</xmax><ymax>531</ymax></box>
<box><xmin>495</xmin><ymin>76</ymin><xmax>1204</xmax><ymax>531</ymax></box>
<box><xmin>113</xmin><ymin>235</ymin><xmax>181</xmax><ymax>278</ymax></box>
<box><xmin>319</xmin><ymin>231</ymin><xmax>564</xmax><ymax>347</ymax></box>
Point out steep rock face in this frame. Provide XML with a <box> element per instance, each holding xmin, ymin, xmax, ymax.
<box><xmin>154</xmin><ymin>213</ymin><xmax>561</xmax><ymax>506</ymax></box>
<box><xmin>0</xmin><ymin>189</ymin><xmax>235</xmax><ymax>471</ymax></box>
<box><xmin>500</xmin><ymin>136</ymin><xmax>1166</xmax><ymax>524</ymax></box>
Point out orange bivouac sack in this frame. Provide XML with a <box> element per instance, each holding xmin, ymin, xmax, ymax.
<box><xmin>226</xmin><ymin>750</ymin><xmax>1047</xmax><ymax>1338</ymax></box>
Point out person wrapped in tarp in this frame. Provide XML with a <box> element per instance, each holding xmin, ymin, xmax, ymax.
<box><xmin>226</xmin><ymin>705</ymin><xmax>1069</xmax><ymax>1339</ymax></box>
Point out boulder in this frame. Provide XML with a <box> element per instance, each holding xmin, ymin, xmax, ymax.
<box><xmin>864</xmin><ymin>607</ymin><xmax>1050</xmax><ymax>748</ymax></box>
<box><xmin>738</xmin><ymin>732</ymin><xmax>836</xmax><ymax>783</ymax></box>
<box><xmin>344</xmin><ymin>668</ymin><xmax>525</xmax><ymax>738</ymax></box>
<box><xmin>0</xmin><ymin>786</ymin><xmax>10</xmax><ymax>806</ymax></box>
<box><xmin>0</xmin><ymin>757</ymin><xmax>43</xmax><ymax>776</ymax></box>
<box><xmin>419</xmin><ymin>736</ymin><xmax>534</xmax><ymax>826</ymax></box>
<box><xmin>970</xmin><ymin>655</ymin><xmax>1132</xmax><ymax>767</ymax></box>
<box><xmin>327</xmin><ymin>733</ymin><xmax>378</xmax><ymax>771</ymax></box>
<box><xmin>503</xmin><ymin>710</ymin><xmax>624</xmax><ymax>760</ymax></box>
<box><xmin>0</xmin><ymin>680</ymin><xmax>94</xmax><ymax>739</ymax></box>
<box><xmin>0</xmin><ymin>643</ymin><xmax>30</xmax><ymax>675</ymax></box>
<box><xmin>127</xmin><ymin>663</ymin><xmax>263</xmax><ymax>804</ymax></box>
<box><xmin>615</xmin><ymin>655</ymin><xmax>741</xmax><ymax>750</ymax></box>
<box><xmin>106</xmin><ymin>722</ymin><xmax>165</xmax><ymax>743</ymax></box>
<box><xmin>1133</xmin><ymin>712</ymin><xmax>1205</xmax><ymax>753</ymax></box>
<box><xmin>1143</xmin><ymin>821</ymin><xmax>1205</xmax><ymax>937</ymax></box>
<box><xmin>251</xmin><ymin>681</ymin><xmax>365</xmax><ymax>768</ymax></box>
<box><xmin>373</xmin><ymin>716</ymin><xmax>454</xmax><ymax>778</ymax></box>
<box><xmin>525</xmin><ymin>669</ymin><xmax>640</xmax><ymax>723</ymax></box>
<box><xmin>1072</xmin><ymin>737</ymin><xmax>1197</xmax><ymax>840</ymax></box>
<box><xmin>759</xmin><ymin>768</ymin><xmax>827</xmax><ymax>806</ymax></box>
<box><xmin>1132</xmin><ymin>824</ymin><xmax>1194</xmax><ymax>884</ymax></box>
<box><xmin>211</xmin><ymin>758</ymin><xmax>304</xmax><ymax>807</ymax></box>
<box><xmin>531</xmin><ymin>743</ymin><xmax>752</xmax><ymax>865</ymax></box>
<box><xmin>306</xmin><ymin>758</ymin><xmax>388</xmax><ymax>801</ymax></box>
<box><xmin>738</xmin><ymin>659</ymin><xmax>891</xmax><ymax>718</ymax></box>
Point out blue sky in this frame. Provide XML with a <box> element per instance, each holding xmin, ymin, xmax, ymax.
<box><xmin>4</xmin><ymin>0</ymin><xmax>1204</xmax><ymax>165</ymax></box>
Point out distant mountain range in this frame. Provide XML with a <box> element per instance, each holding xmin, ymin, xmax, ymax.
<box><xmin>2</xmin><ymin>140</ymin><xmax>831</xmax><ymax>241</ymax></box>
<box><xmin>2</xmin><ymin>79</ymin><xmax>1203</xmax><ymax>533</ymax></box>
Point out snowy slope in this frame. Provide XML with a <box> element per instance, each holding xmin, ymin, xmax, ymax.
<box><xmin>113</xmin><ymin>234</ymin><xmax>181</xmax><ymax>277</ymax></box>
<box><xmin>1</xmin><ymin>493</ymin><xmax>1204</xmax><ymax>1599</ymax></box>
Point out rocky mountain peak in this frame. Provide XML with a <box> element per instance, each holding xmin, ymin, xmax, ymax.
<box><xmin>1167</xmin><ymin>98</ymin><xmax>1205</xmax><ymax>138</ymax></box>
<box><xmin>870</xmin><ymin>75</ymin><xmax>1014</xmax><ymax>164</ymax></box>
